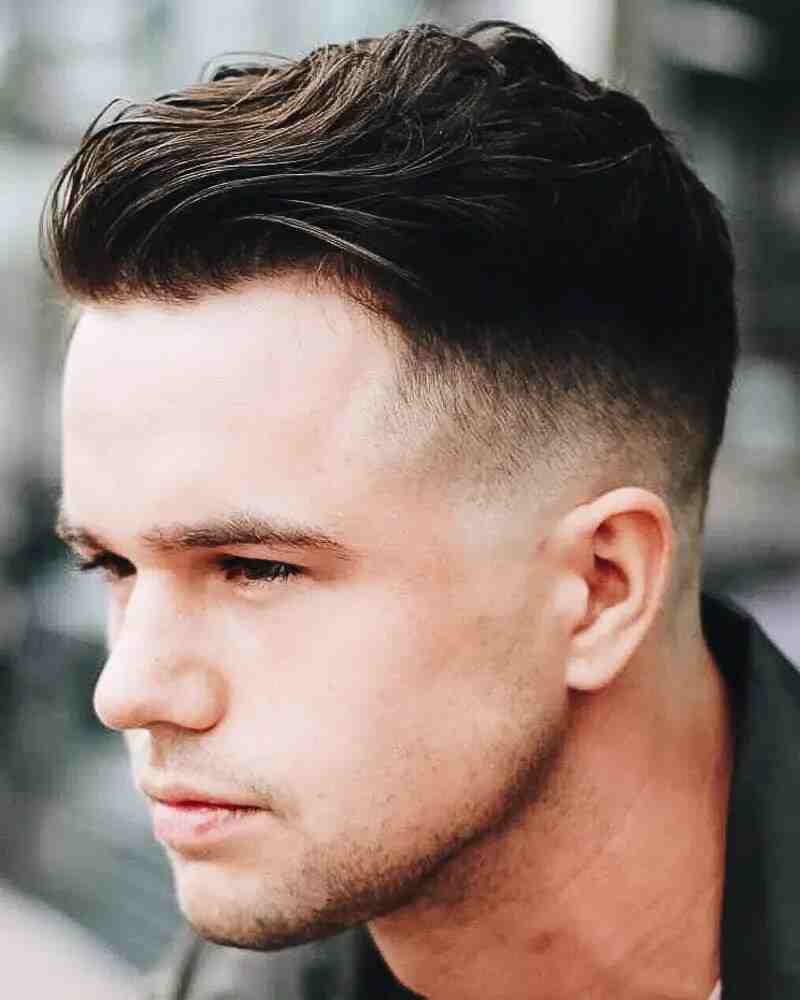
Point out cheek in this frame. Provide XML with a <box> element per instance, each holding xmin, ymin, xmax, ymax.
<box><xmin>221</xmin><ymin>577</ymin><xmax>566</xmax><ymax>834</ymax></box>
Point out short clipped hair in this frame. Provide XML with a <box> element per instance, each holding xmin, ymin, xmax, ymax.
<box><xmin>42</xmin><ymin>21</ymin><xmax>738</xmax><ymax>510</ymax></box>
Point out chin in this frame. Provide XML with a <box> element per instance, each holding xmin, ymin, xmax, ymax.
<box><xmin>183</xmin><ymin>903</ymin><xmax>356</xmax><ymax>952</ymax></box>
<box><xmin>169</xmin><ymin>831</ymin><xmax>458</xmax><ymax>952</ymax></box>
<box><xmin>170</xmin><ymin>858</ymin><xmax>332</xmax><ymax>950</ymax></box>
<box><xmin>176</xmin><ymin>875</ymin><xmax>386</xmax><ymax>951</ymax></box>
<box><xmin>191</xmin><ymin>910</ymin><xmax>380</xmax><ymax>952</ymax></box>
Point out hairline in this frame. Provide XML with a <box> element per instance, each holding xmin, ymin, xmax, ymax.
<box><xmin>61</xmin><ymin>267</ymin><xmax>703</xmax><ymax>537</ymax></box>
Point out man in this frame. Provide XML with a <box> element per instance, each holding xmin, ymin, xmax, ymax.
<box><xmin>45</xmin><ymin>21</ymin><xmax>798</xmax><ymax>1000</ymax></box>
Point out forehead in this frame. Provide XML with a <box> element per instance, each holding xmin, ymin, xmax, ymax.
<box><xmin>66</xmin><ymin>279</ymin><xmax>398</xmax><ymax>423</ymax></box>
<box><xmin>61</xmin><ymin>279</ymin><xmax>410</xmax><ymax>535</ymax></box>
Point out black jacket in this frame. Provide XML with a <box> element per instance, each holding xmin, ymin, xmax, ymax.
<box><xmin>144</xmin><ymin>596</ymin><xmax>800</xmax><ymax>999</ymax></box>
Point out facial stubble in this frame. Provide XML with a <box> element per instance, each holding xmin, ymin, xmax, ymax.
<box><xmin>177</xmin><ymin>707</ymin><xmax>567</xmax><ymax>952</ymax></box>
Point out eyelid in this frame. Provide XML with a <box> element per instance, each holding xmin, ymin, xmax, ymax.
<box><xmin>69</xmin><ymin>551</ymin><xmax>301</xmax><ymax>585</ymax></box>
<box><xmin>216</xmin><ymin>554</ymin><xmax>302</xmax><ymax>584</ymax></box>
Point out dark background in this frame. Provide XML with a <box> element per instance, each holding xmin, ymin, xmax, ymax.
<box><xmin>1</xmin><ymin>0</ymin><xmax>797</xmax><ymax>974</ymax></box>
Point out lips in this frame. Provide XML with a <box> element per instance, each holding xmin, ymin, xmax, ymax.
<box><xmin>141</xmin><ymin>780</ymin><xmax>258</xmax><ymax>810</ymax></box>
<box><xmin>150</xmin><ymin>799</ymin><xmax>261</xmax><ymax>846</ymax></box>
<box><xmin>140</xmin><ymin>781</ymin><xmax>266</xmax><ymax>851</ymax></box>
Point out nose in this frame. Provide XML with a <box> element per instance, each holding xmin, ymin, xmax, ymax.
<box><xmin>93</xmin><ymin>574</ymin><xmax>226</xmax><ymax>733</ymax></box>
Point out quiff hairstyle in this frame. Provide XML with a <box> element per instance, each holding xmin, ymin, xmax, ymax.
<box><xmin>42</xmin><ymin>21</ymin><xmax>738</xmax><ymax>512</ymax></box>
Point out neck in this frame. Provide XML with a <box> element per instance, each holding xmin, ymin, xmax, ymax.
<box><xmin>369</xmin><ymin>610</ymin><xmax>733</xmax><ymax>1000</ymax></box>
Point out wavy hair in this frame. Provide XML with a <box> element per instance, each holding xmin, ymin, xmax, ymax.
<box><xmin>42</xmin><ymin>21</ymin><xmax>738</xmax><ymax>508</ymax></box>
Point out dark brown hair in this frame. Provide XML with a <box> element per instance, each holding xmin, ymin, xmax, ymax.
<box><xmin>42</xmin><ymin>21</ymin><xmax>738</xmax><ymax>508</ymax></box>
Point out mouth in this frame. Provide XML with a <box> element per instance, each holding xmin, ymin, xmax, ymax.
<box><xmin>142</xmin><ymin>783</ymin><xmax>266</xmax><ymax>852</ymax></box>
<box><xmin>150</xmin><ymin>799</ymin><xmax>263</xmax><ymax>850</ymax></box>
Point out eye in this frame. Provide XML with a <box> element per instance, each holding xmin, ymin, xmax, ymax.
<box><xmin>68</xmin><ymin>552</ymin><xmax>300</xmax><ymax>588</ymax></box>
<box><xmin>217</xmin><ymin>556</ymin><xmax>301</xmax><ymax>585</ymax></box>
<box><xmin>71</xmin><ymin>551</ymin><xmax>136</xmax><ymax>580</ymax></box>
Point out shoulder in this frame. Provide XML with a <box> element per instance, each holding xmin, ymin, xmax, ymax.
<box><xmin>704</xmin><ymin>594</ymin><xmax>800</xmax><ymax>993</ymax></box>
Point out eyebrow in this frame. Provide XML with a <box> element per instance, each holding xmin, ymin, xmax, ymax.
<box><xmin>54</xmin><ymin>506</ymin><xmax>352</xmax><ymax>560</ymax></box>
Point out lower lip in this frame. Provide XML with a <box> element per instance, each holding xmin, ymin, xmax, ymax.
<box><xmin>151</xmin><ymin>800</ymin><xmax>264</xmax><ymax>850</ymax></box>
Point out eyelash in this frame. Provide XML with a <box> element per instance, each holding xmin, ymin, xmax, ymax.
<box><xmin>70</xmin><ymin>553</ymin><xmax>301</xmax><ymax>586</ymax></box>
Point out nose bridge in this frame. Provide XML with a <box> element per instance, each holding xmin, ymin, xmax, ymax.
<box><xmin>124</xmin><ymin>568</ymin><xmax>194</xmax><ymax>644</ymax></box>
<box><xmin>95</xmin><ymin>571</ymin><xmax>224</xmax><ymax>733</ymax></box>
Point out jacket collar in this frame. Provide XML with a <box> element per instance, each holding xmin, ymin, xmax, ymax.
<box><xmin>703</xmin><ymin>595</ymin><xmax>800</xmax><ymax>997</ymax></box>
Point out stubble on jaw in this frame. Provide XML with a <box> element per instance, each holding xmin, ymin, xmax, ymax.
<box><xmin>178</xmin><ymin>707</ymin><xmax>567</xmax><ymax>952</ymax></box>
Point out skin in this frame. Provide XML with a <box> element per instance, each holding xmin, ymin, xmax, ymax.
<box><xmin>60</xmin><ymin>277</ymin><xmax>731</xmax><ymax>999</ymax></box>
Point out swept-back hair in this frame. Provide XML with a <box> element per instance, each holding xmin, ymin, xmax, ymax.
<box><xmin>42</xmin><ymin>21</ymin><xmax>738</xmax><ymax>509</ymax></box>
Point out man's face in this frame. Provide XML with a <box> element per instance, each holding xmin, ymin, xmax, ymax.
<box><xmin>60</xmin><ymin>279</ymin><xmax>571</xmax><ymax>948</ymax></box>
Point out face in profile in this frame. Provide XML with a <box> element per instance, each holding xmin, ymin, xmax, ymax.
<box><xmin>60</xmin><ymin>278</ymin><xmax>572</xmax><ymax>948</ymax></box>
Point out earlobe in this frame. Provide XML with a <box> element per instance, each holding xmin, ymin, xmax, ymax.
<box><xmin>561</xmin><ymin>489</ymin><xmax>673</xmax><ymax>693</ymax></box>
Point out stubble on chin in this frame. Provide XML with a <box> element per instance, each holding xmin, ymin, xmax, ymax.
<box><xmin>172</xmin><ymin>713</ymin><xmax>567</xmax><ymax>952</ymax></box>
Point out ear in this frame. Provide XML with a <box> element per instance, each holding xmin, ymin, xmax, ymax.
<box><xmin>556</xmin><ymin>488</ymin><xmax>673</xmax><ymax>692</ymax></box>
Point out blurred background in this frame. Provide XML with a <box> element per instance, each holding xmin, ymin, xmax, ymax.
<box><xmin>0</xmin><ymin>0</ymin><xmax>798</xmax><ymax>984</ymax></box>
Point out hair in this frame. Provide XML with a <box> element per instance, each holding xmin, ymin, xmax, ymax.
<box><xmin>42</xmin><ymin>20</ymin><xmax>737</xmax><ymax>515</ymax></box>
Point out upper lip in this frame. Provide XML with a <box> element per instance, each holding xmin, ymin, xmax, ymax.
<box><xmin>140</xmin><ymin>781</ymin><xmax>259</xmax><ymax>809</ymax></box>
